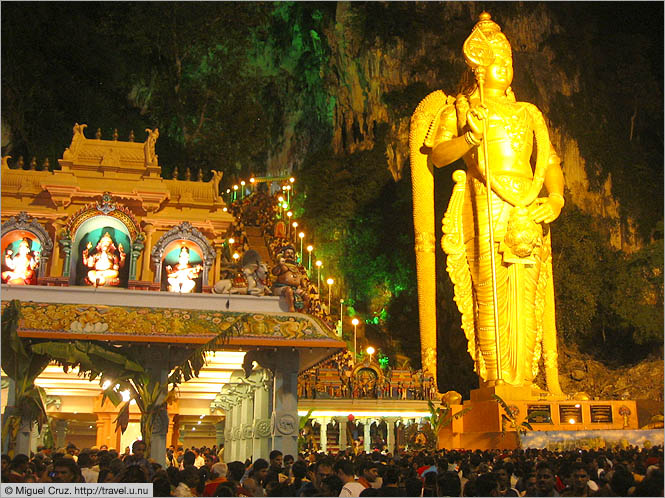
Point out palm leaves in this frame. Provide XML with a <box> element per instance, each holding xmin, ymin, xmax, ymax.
<box><xmin>1</xmin><ymin>300</ymin><xmax>51</xmax><ymax>456</ymax></box>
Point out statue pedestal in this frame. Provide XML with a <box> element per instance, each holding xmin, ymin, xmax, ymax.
<box><xmin>438</xmin><ymin>386</ymin><xmax>638</xmax><ymax>450</ymax></box>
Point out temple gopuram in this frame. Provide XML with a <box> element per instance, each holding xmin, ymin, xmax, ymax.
<box><xmin>1</xmin><ymin>126</ymin><xmax>435</xmax><ymax>463</ymax></box>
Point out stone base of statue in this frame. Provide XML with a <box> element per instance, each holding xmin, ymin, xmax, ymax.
<box><xmin>438</xmin><ymin>386</ymin><xmax>639</xmax><ymax>450</ymax></box>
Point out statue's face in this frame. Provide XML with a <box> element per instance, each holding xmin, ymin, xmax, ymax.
<box><xmin>179</xmin><ymin>250</ymin><xmax>190</xmax><ymax>265</ymax></box>
<box><xmin>284</xmin><ymin>249</ymin><xmax>295</xmax><ymax>261</ymax></box>
<box><xmin>485</xmin><ymin>52</ymin><xmax>513</xmax><ymax>92</ymax></box>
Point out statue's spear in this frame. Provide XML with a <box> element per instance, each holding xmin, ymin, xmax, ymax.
<box><xmin>463</xmin><ymin>19</ymin><xmax>503</xmax><ymax>384</ymax></box>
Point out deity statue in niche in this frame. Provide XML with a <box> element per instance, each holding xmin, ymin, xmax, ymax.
<box><xmin>82</xmin><ymin>231</ymin><xmax>126</xmax><ymax>286</ymax></box>
<box><xmin>2</xmin><ymin>237</ymin><xmax>40</xmax><ymax>285</ymax></box>
<box><xmin>166</xmin><ymin>245</ymin><xmax>202</xmax><ymax>293</ymax></box>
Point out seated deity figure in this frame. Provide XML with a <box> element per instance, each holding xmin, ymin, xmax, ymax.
<box><xmin>166</xmin><ymin>246</ymin><xmax>202</xmax><ymax>293</ymax></box>
<box><xmin>412</xmin><ymin>13</ymin><xmax>564</xmax><ymax>393</ymax></box>
<box><xmin>82</xmin><ymin>232</ymin><xmax>126</xmax><ymax>286</ymax></box>
<box><xmin>2</xmin><ymin>237</ymin><xmax>40</xmax><ymax>285</ymax></box>
<box><xmin>271</xmin><ymin>244</ymin><xmax>307</xmax><ymax>312</ymax></box>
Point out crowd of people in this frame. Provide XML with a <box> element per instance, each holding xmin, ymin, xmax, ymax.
<box><xmin>3</xmin><ymin>440</ymin><xmax>662</xmax><ymax>497</ymax></box>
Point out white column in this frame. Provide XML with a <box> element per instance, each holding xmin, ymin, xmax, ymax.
<box><xmin>240</xmin><ymin>394</ymin><xmax>254</xmax><ymax>461</ymax></box>
<box><xmin>385</xmin><ymin>417</ymin><xmax>398</xmax><ymax>454</ymax></box>
<box><xmin>232</xmin><ymin>402</ymin><xmax>242</xmax><ymax>461</ymax></box>
<box><xmin>318</xmin><ymin>417</ymin><xmax>330</xmax><ymax>453</ymax></box>
<box><xmin>253</xmin><ymin>380</ymin><xmax>271</xmax><ymax>461</ymax></box>
<box><xmin>271</xmin><ymin>350</ymin><xmax>300</xmax><ymax>456</ymax></box>
<box><xmin>363</xmin><ymin>419</ymin><xmax>372</xmax><ymax>453</ymax></box>
<box><xmin>224</xmin><ymin>410</ymin><xmax>233</xmax><ymax>462</ymax></box>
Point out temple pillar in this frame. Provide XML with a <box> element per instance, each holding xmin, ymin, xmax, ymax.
<box><xmin>96</xmin><ymin>413</ymin><xmax>114</xmax><ymax>448</ymax></box>
<box><xmin>59</xmin><ymin>233</ymin><xmax>72</xmax><ymax>278</ymax></box>
<box><xmin>213</xmin><ymin>239</ymin><xmax>224</xmax><ymax>285</ymax></box>
<box><xmin>232</xmin><ymin>402</ymin><xmax>241</xmax><ymax>461</ymax></box>
<box><xmin>317</xmin><ymin>417</ymin><xmax>330</xmax><ymax>453</ymax></box>
<box><xmin>48</xmin><ymin>220</ymin><xmax>66</xmax><ymax>277</ymax></box>
<box><xmin>363</xmin><ymin>419</ymin><xmax>372</xmax><ymax>453</ymax></box>
<box><xmin>129</xmin><ymin>236</ymin><xmax>145</xmax><ymax>280</ymax></box>
<box><xmin>13</xmin><ymin>417</ymin><xmax>32</xmax><ymax>456</ymax></box>
<box><xmin>215</xmin><ymin>421</ymin><xmax>225</xmax><ymax>451</ymax></box>
<box><xmin>166</xmin><ymin>414</ymin><xmax>177</xmax><ymax>449</ymax></box>
<box><xmin>224</xmin><ymin>410</ymin><xmax>233</xmax><ymax>462</ymax></box>
<box><xmin>54</xmin><ymin>418</ymin><xmax>69</xmax><ymax>449</ymax></box>
<box><xmin>141</xmin><ymin>224</ymin><xmax>155</xmax><ymax>281</ymax></box>
<box><xmin>271</xmin><ymin>350</ymin><xmax>300</xmax><ymax>457</ymax></box>
<box><xmin>385</xmin><ymin>417</ymin><xmax>398</xmax><ymax>454</ymax></box>
<box><xmin>336</xmin><ymin>416</ymin><xmax>350</xmax><ymax>451</ymax></box>
<box><xmin>144</xmin><ymin>347</ymin><xmax>169</xmax><ymax>465</ymax></box>
<box><xmin>252</xmin><ymin>374</ymin><xmax>271</xmax><ymax>461</ymax></box>
<box><xmin>239</xmin><ymin>394</ymin><xmax>254</xmax><ymax>461</ymax></box>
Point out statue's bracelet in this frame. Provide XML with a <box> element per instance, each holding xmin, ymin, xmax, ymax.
<box><xmin>549</xmin><ymin>193</ymin><xmax>565</xmax><ymax>207</ymax></box>
<box><xmin>464</xmin><ymin>130</ymin><xmax>482</xmax><ymax>147</ymax></box>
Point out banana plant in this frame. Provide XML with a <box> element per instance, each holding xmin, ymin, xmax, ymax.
<box><xmin>297</xmin><ymin>408</ymin><xmax>314</xmax><ymax>452</ymax></box>
<box><xmin>492</xmin><ymin>394</ymin><xmax>534</xmax><ymax>437</ymax></box>
<box><xmin>1</xmin><ymin>300</ymin><xmax>51</xmax><ymax>457</ymax></box>
<box><xmin>31</xmin><ymin>316</ymin><xmax>239</xmax><ymax>454</ymax></box>
<box><xmin>427</xmin><ymin>400</ymin><xmax>471</xmax><ymax>433</ymax></box>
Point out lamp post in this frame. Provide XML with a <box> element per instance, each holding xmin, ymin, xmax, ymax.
<box><xmin>292</xmin><ymin>221</ymin><xmax>298</xmax><ymax>243</ymax></box>
<box><xmin>240</xmin><ymin>180</ymin><xmax>246</xmax><ymax>199</ymax></box>
<box><xmin>278</xmin><ymin>196</ymin><xmax>284</xmax><ymax>219</ymax></box>
<box><xmin>232</xmin><ymin>252</ymin><xmax>240</xmax><ymax>265</ymax></box>
<box><xmin>228</xmin><ymin>238</ymin><xmax>235</xmax><ymax>259</ymax></box>
<box><xmin>326</xmin><ymin>278</ymin><xmax>334</xmax><ymax>312</ymax></box>
<box><xmin>315</xmin><ymin>260</ymin><xmax>322</xmax><ymax>289</ymax></box>
<box><xmin>366</xmin><ymin>346</ymin><xmax>375</xmax><ymax>363</ymax></box>
<box><xmin>249</xmin><ymin>177</ymin><xmax>255</xmax><ymax>193</ymax></box>
<box><xmin>286</xmin><ymin>211</ymin><xmax>293</xmax><ymax>239</ymax></box>
<box><xmin>307</xmin><ymin>245</ymin><xmax>313</xmax><ymax>272</ymax></box>
<box><xmin>351</xmin><ymin>318</ymin><xmax>359</xmax><ymax>365</ymax></box>
<box><xmin>285</xmin><ymin>184</ymin><xmax>291</xmax><ymax>204</ymax></box>
<box><xmin>339</xmin><ymin>298</ymin><xmax>345</xmax><ymax>337</ymax></box>
<box><xmin>298</xmin><ymin>232</ymin><xmax>305</xmax><ymax>262</ymax></box>
<box><xmin>289</xmin><ymin>176</ymin><xmax>295</xmax><ymax>197</ymax></box>
<box><xmin>233</xmin><ymin>184</ymin><xmax>238</xmax><ymax>202</ymax></box>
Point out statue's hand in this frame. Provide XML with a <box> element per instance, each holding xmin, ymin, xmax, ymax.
<box><xmin>86</xmin><ymin>241</ymin><xmax>93</xmax><ymax>250</ymax></box>
<box><xmin>466</xmin><ymin>104</ymin><xmax>488</xmax><ymax>141</ymax></box>
<box><xmin>530</xmin><ymin>196</ymin><xmax>564</xmax><ymax>224</ymax></box>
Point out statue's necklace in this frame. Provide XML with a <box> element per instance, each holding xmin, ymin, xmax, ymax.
<box><xmin>484</xmin><ymin>96</ymin><xmax>530</xmax><ymax>153</ymax></box>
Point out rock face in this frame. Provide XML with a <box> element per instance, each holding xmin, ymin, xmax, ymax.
<box><xmin>555</xmin><ymin>342</ymin><xmax>664</xmax><ymax>404</ymax></box>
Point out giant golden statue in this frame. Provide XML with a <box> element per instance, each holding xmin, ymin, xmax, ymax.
<box><xmin>410</xmin><ymin>12</ymin><xmax>564</xmax><ymax>394</ymax></box>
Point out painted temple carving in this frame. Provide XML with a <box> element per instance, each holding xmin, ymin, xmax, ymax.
<box><xmin>0</xmin><ymin>123</ymin><xmax>233</xmax><ymax>289</ymax></box>
<box><xmin>151</xmin><ymin>221</ymin><xmax>215</xmax><ymax>293</ymax></box>
<box><xmin>1</xmin><ymin>212</ymin><xmax>54</xmax><ymax>285</ymax></box>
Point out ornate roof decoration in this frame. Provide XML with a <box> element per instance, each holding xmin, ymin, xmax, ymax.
<box><xmin>65</xmin><ymin>192</ymin><xmax>142</xmax><ymax>241</ymax></box>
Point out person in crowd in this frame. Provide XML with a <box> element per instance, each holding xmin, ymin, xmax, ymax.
<box><xmin>243</xmin><ymin>458</ymin><xmax>269</xmax><ymax>497</ymax></box>
<box><xmin>203</xmin><ymin>462</ymin><xmax>229</xmax><ymax>497</ymax></box>
<box><xmin>77</xmin><ymin>451</ymin><xmax>99</xmax><ymax>483</ymax></box>
<box><xmin>52</xmin><ymin>457</ymin><xmax>84</xmax><ymax>483</ymax></box>
<box><xmin>336</xmin><ymin>459</ymin><xmax>366</xmax><ymax>497</ymax></box>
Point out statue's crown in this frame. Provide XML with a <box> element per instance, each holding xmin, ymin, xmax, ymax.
<box><xmin>464</xmin><ymin>11</ymin><xmax>512</xmax><ymax>69</ymax></box>
<box><xmin>474</xmin><ymin>12</ymin><xmax>502</xmax><ymax>37</ymax></box>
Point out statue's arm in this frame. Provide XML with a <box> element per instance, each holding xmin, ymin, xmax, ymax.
<box><xmin>430</xmin><ymin>103</ymin><xmax>485</xmax><ymax>168</ymax></box>
<box><xmin>532</xmin><ymin>147</ymin><xmax>565</xmax><ymax>224</ymax></box>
